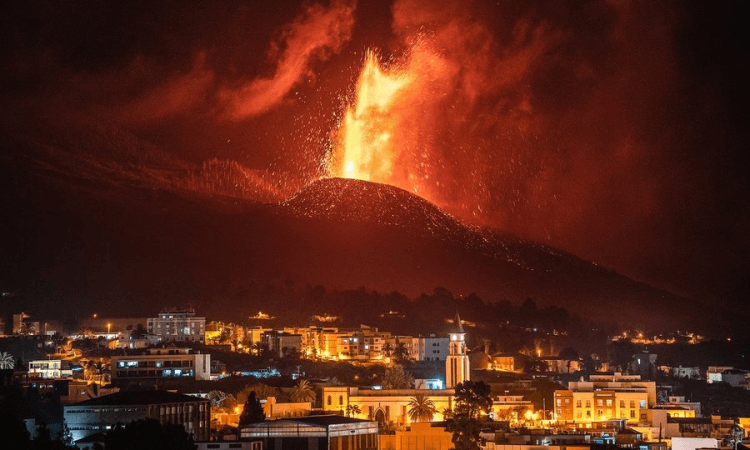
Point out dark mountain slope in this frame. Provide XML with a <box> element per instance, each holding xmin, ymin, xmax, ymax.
<box><xmin>0</xmin><ymin>125</ymin><xmax>722</xmax><ymax>331</ymax></box>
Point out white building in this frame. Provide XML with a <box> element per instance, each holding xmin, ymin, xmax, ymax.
<box><xmin>413</xmin><ymin>335</ymin><xmax>449</xmax><ymax>361</ymax></box>
<box><xmin>111</xmin><ymin>347</ymin><xmax>210</xmax><ymax>381</ymax></box>
<box><xmin>28</xmin><ymin>359</ymin><xmax>72</xmax><ymax>379</ymax></box>
<box><xmin>147</xmin><ymin>309</ymin><xmax>205</xmax><ymax>343</ymax></box>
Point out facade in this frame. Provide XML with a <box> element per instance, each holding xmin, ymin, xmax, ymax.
<box><xmin>147</xmin><ymin>309</ymin><xmax>205</xmax><ymax>342</ymax></box>
<box><xmin>379</xmin><ymin>422</ymin><xmax>453</xmax><ymax>450</ymax></box>
<box><xmin>240</xmin><ymin>415</ymin><xmax>378</xmax><ymax>450</ymax></box>
<box><xmin>64</xmin><ymin>390</ymin><xmax>210</xmax><ymax>443</ymax></box>
<box><xmin>195</xmin><ymin>443</ymin><xmax>261</xmax><ymax>450</ymax></box>
<box><xmin>28</xmin><ymin>359</ymin><xmax>71</xmax><ymax>379</ymax></box>
<box><xmin>262</xmin><ymin>331</ymin><xmax>303</xmax><ymax>358</ymax></box>
<box><xmin>554</xmin><ymin>373</ymin><xmax>655</xmax><ymax>425</ymax></box>
<box><xmin>323</xmin><ymin>386</ymin><xmax>455</xmax><ymax>425</ymax></box>
<box><xmin>413</xmin><ymin>335</ymin><xmax>449</xmax><ymax>361</ymax></box>
<box><xmin>446</xmin><ymin>312</ymin><xmax>470</xmax><ymax>389</ymax></box>
<box><xmin>116</xmin><ymin>333</ymin><xmax>162</xmax><ymax>349</ymax></box>
<box><xmin>111</xmin><ymin>347</ymin><xmax>211</xmax><ymax>381</ymax></box>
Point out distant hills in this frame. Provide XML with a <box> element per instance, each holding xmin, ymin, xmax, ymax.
<box><xmin>0</xmin><ymin>123</ymin><xmax>730</xmax><ymax>333</ymax></box>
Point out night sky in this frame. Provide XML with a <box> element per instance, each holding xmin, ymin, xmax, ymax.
<box><xmin>1</xmin><ymin>0</ymin><xmax>747</xmax><ymax>309</ymax></box>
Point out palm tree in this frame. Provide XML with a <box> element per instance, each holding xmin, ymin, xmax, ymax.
<box><xmin>408</xmin><ymin>393</ymin><xmax>437</xmax><ymax>423</ymax></box>
<box><xmin>290</xmin><ymin>379</ymin><xmax>316</xmax><ymax>403</ymax></box>
<box><xmin>0</xmin><ymin>352</ymin><xmax>15</xmax><ymax>369</ymax></box>
<box><xmin>393</xmin><ymin>342</ymin><xmax>410</xmax><ymax>361</ymax></box>
<box><xmin>346</xmin><ymin>404</ymin><xmax>362</xmax><ymax>417</ymax></box>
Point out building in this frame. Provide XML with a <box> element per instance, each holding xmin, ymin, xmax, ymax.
<box><xmin>446</xmin><ymin>312</ymin><xmax>469</xmax><ymax>389</ymax></box>
<box><xmin>195</xmin><ymin>443</ymin><xmax>261</xmax><ymax>450</ymax></box>
<box><xmin>116</xmin><ymin>333</ymin><xmax>162</xmax><ymax>349</ymax></box>
<box><xmin>28</xmin><ymin>359</ymin><xmax>72</xmax><ymax>379</ymax></box>
<box><xmin>379</xmin><ymin>421</ymin><xmax>453</xmax><ymax>450</ymax></box>
<box><xmin>147</xmin><ymin>309</ymin><xmax>205</xmax><ymax>343</ymax></box>
<box><xmin>706</xmin><ymin>366</ymin><xmax>733</xmax><ymax>384</ymax></box>
<box><xmin>64</xmin><ymin>390</ymin><xmax>210</xmax><ymax>443</ymax></box>
<box><xmin>111</xmin><ymin>347</ymin><xmax>211</xmax><ymax>382</ymax></box>
<box><xmin>554</xmin><ymin>373</ymin><xmax>655</xmax><ymax>425</ymax></box>
<box><xmin>262</xmin><ymin>330</ymin><xmax>303</xmax><ymax>358</ymax></box>
<box><xmin>323</xmin><ymin>386</ymin><xmax>456</xmax><ymax>425</ymax></box>
<box><xmin>412</xmin><ymin>335</ymin><xmax>449</xmax><ymax>361</ymax></box>
<box><xmin>240</xmin><ymin>415</ymin><xmax>378</xmax><ymax>450</ymax></box>
<box><xmin>672</xmin><ymin>366</ymin><xmax>701</xmax><ymax>380</ymax></box>
<box><xmin>541</xmin><ymin>357</ymin><xmax>581</xmax><ymax>374</ymax></box>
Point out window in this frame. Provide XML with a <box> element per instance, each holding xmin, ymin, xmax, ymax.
<box><xmin>576</xmin><ymin>400</ymin><xmax>582</xmax><ymax>407</ymax></box>
<box><xmin>327</xmin><ymin>396</ymin><xmax>332</xmax><ymax>406</ymax></box>
<box><xmin>596</xmin><ymin>399</ymin><xmax>603</xmax><ymax>406</ymax></box>
<box><xmin>556</xmin><ymin>399</ymin><xmax>562</xmax><ymax>406</ymax></box>
<box><xmin>630</xmin><ymin>410</ymin><xmax>635</xmax><ymax>418</ymax></box>
<box><xmin>640</xmin><ymin>400</ymin><xmax>646</xmax><ymax>408</ymax></box>
<box><xmin>339</xmin><ymin>395</ymin><xmax>344</xmax><ymax>405</ymax></box>
<box><xmin>586</xmin><ymin>410</ymin><xmax>591</xmax><ymax>418</ymax></box>
<box><xmin>576</xmin><ymin>411</ymin><xmax>582</xmax><ymax>418</ymax></box>
<box><xmin>630</xmin><ymin>400</ymin><xmax>635</xmax><ymax>408</ymax></box>
<box><xmin>586</xmin><ymin>400</ymin><xmax>591</xmax><ymax>407</ymax></box>
<box><xmin>565</xmin><ymin>398</ymin><xmax>571</xmax><ymax>404</ymax></box>
<box><xmin>620</xmin><ymin>400</ymin><xmax>625</xmax><ymax>408</ymax></box>
<box><xmin>606</xmin><ymin>399</ymin><xmax>612</xmax><ymax>407</ymax></box>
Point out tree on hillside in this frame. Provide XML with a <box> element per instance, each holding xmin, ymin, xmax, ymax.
<box><xmin>239</xmin><ymin>391</ymin><xmax>265</xmax><ymax>427</ymax></box>
<box><xmin>407</xmin><ymin>393</ymin><xmax>437</xmax><ymax>423</ymax></box>
<box><xmin>290</xmin><ymin>379</ymin><xmax>316</xmax><ymax>403</ymax></box>
<box><xmin>382</xmin><ymin>365</ymin><xmax>413</xmax><ymax>389</ymax></box>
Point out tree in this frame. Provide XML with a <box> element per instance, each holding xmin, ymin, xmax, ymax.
<box><xmin>392</xmin><ymin>342</ymin><xmax>410</xmax><ymax>361</ymax></box>
<box><xmin>239</xmin><ymin>391</ymin><xmax>265</xmax><ymax>427</ymax></box>
<box><xmin>449</xmin><ymin>381</ymin><xmax>494</xmax><ymax>450</ymax></box>
<box><xmin>346</xmin><ymin>404</ymin><xmax>362</xmax><ymax>417</ymax></box>
<box><xmin>454</xmin><ymin>381</ymin><xmax>493</xmax><ymax>419</ymax></box>
<box><xmin>407</xmin><ymin>393</ymin><xmax>437</xmax><ymax>423</ymax></box>
<box><xmin>290</xmin><ymin>379</ymin><xmax>316</xmax><ymax>403</ymax></box>
<box><xmin>0</xmin><ymin>351</ymin><xmax>15</xmax><ymax>369</ymax></box>
<box><xmin>382</xmin><ymin>365</ymin><xmax>413</xmax><ymax>389</ymax></box>
<box><xmin>382</xmin><ymin>343</ymin><xmax>394</xmax><ymax>358</ymax></box>
<box><xmin>237</xmin><ymin>383</ymin><xmax>279</xmax><ymax>405</ymax></box>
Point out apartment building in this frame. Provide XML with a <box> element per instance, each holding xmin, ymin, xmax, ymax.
<box><xmin>147</xmin><ymin>309</ymin><xmax>205</xmax><ymax>343</ymax></box>
<box><xmin>554</xmin><ymin>373</ymin><xmax>655</xmax><ymax>425</ymax></box>
<box><xmin>111</xmin><ymin>347</ymin><xmax>210</xmax><ymax>381</ymax></box>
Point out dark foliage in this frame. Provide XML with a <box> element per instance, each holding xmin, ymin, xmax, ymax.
<box><xmin>104</xmin><ymin>419</ymin><xmax>193</xmax><ymax>450</ymax></box>
<box><xmin>239</xmin><ymin>391</ymin><xmax>265</xmax><ymax>427</ymax></box>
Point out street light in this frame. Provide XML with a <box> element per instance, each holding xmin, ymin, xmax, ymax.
<box><xmin>107</xmin><ymin>323</ymin><xmax>111</xmax><ymax>334</ymax></box>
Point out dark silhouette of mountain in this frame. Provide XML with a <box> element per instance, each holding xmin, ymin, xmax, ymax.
<box><xmin>0</xmin><ymin>124</ymin><xmax>727</xmax><ymax>332</ymax></box>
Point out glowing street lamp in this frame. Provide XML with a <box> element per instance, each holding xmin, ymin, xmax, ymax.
<box><xmin>107</xmin><ymin>323</ymin><xmax>111</xmax><ymax>334</ymax></box>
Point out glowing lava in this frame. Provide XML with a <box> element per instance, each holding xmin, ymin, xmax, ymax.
<box><xmin>331</xmin><ymin>51</ymin><xmax>415</xmax><ymax>187</ymax></box>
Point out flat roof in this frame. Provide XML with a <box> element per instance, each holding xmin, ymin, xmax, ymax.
<box><xmin>69</xmin><ymin>390</ymin><xmax>207</xmax><ymax>407</ymax></box>
<box><xmin>247</xmin><ymin>415</ymin><xmax>374</xmax><ymax>427</ymax></box>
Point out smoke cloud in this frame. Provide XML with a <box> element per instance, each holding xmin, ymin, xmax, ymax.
<box><xmin>219</xmin><ymin>0</ymin><xmax>356</xmax><ymax>119</ymax></box>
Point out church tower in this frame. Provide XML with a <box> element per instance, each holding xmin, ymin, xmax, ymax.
<box><xmin>446</xmin><ymin>312</ymin><xmax>470</xmax><ymax>389</ymax></box>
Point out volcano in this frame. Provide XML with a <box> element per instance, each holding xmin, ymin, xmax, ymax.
<box><xmin>0</xmin><ymin>124</ymin><xmax>722</xmax><ymax>331</ymax></box>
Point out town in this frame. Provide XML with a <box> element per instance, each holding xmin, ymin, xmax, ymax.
<box><xmin>1</xmin><ymin>308</ymin><xmax>748</xmax><ymax>450</ymax></box>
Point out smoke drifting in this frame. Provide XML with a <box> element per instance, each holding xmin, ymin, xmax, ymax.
<box><xmin>219</xmin><ymin>0</ymin><xmax>356</xmax><ymax>119</ymax></box>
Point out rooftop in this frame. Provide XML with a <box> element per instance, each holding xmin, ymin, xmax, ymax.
<box><xmin>70</xmin><ymin>390</ymin><xmax>207</xmax><ymax>407</ymax></box>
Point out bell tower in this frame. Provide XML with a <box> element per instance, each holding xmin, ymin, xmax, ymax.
<box><xmin>446</xmin><ymin>312</ymin><xmax>470</xmax><ymax>388</ymax></box>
